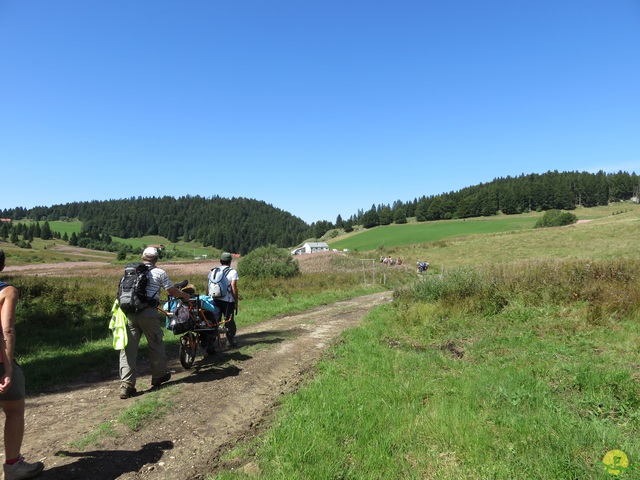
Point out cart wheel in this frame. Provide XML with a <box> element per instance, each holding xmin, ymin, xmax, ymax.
<box><xmin>179</xmin><ymin>332</ymin><xmax>197</xmax><ymax>369</ymax></box>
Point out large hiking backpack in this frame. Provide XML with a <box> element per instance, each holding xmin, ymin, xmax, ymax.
<box><xmin>117</xmin><ymin>263</ymin><xmax>157</xmax><ymax>313</ymax></box>
<box><xmin>207</xmin><ymin>266</ymin><xmax>231</xmax><ymax>298</ymax></box>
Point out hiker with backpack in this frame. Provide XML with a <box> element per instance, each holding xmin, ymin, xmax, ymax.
<box><xmin>207</xmin><ymin>252</ymin><xmax>239</xmax><ymax>348</ymax></box>
<box><xmin>118</xmin><ymin>247</ymin><xmax>191</xmax><ymax>399</ymax></box>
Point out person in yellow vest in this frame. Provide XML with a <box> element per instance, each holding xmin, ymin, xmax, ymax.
<box><xmin>119</xmin><ymin>247</ymin><xmax>190</xmax><ymax>399</ymax></box>
<box><xmin>0</xmin><ymin>249</ymin><xmax>45</xmax><ymax>480</ymax></box>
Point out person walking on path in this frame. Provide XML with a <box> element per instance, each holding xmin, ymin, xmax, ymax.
<box><xmin>0</xmin><ymin>249</ymin><xmax>45</xmax><ymax>480</ymax></box>
<box><xmin>211</xmin><ymin>252</ymin><xmax>240</xmax><ymax>347</ymax></box>
<box><xmin>119</xmin><ymin>247</ymin><xmax>191</xmax><ymax>399</ymax></box>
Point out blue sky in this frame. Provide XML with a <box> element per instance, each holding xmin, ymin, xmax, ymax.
<box><xmin>1</xmin><ymin>1</ymin><xmax>638</xmax><ymax>224</ymax></box>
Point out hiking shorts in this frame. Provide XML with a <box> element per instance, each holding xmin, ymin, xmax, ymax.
<box><xmin>0</xmin><ymin>361</ymin><xmax>26</xmax><ymax>401</ymax></box>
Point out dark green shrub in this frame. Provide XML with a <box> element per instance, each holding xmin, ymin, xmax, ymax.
<box><xmin>238</xmin><ymin>245</ymin><xmax>300</xmax><ymax>279</ymax></box>
<box><xmin>534</xmin><ymin>209</ymin><xmax>578</xmax><ymax>228</ymax></box>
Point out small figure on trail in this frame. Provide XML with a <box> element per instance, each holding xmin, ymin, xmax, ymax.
<box><xmin>0</xmin><ymin>249</ymin><xmax>45</xmax><ymax>480</ymax></box>
<box><xmin>118</xmin><ymin>247</ymin><xmax>191</xmax><ymax>399</ymax></box>
<box><xmin>207</xmin><ymin>252</ymin><xmax>239</xmax><ymax>348</ymax></box>
<box><xmin>417</xmin><ymin>260</ymin><xmax>429</xmax><ymax>273</ymax></box>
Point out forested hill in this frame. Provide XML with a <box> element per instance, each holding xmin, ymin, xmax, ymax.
<box><xmin>348</xmin><ymin>170</ymin><xmax>640</xmax><ymax>229</ymax></box>
<box><xmin>0</xmin><ymin>196</ymin><xmax>310</xmax><ymax>255</ymax></box>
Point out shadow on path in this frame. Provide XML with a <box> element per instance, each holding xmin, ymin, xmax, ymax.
<box><xmin>41</xmin><ymin>440</ymin><xmax>174</xmax><ymax>479</ymax></box>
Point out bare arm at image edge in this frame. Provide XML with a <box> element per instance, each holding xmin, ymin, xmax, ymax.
<box><xmin>0</xmin><ymin>285</ymin><xmax>19</xmax><ymax>392</ymax></box>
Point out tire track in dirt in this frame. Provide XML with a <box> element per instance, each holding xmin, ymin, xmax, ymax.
<box><xmin>22</xmin><ymin>291</ymin><xmax>393</xmax><ymax>479</ymax></box>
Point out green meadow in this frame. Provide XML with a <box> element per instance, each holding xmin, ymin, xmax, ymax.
<box><xmin>45</xmin><ymin>220</ymin><xmax>83</xmax><ymax>235</ymax></box>
<box><xmin>216</xmin><ymin>204</ymin><xmax>640</xmax><ymax>479</ymax></box>
<box><xmin>328</xmin><ymin>205</ymin><xmax>627</xmax><ymax>252</ymax></box>
<box><xmin>10</xmin><ymin>220</ymin><xmax>214</xmax><ymax>262</ymax></box>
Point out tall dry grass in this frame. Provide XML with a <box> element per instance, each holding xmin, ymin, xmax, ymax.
<box><xmin>399</xmin><ymin>258</ymin><xmax>640</xmax><ymax>320</ymax></box>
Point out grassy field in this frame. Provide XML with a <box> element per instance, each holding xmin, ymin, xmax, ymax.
<box><xmin>213</xmin><ymin>205</ymin><xmax>640</xmax><ymax>479</ymax></box>
<box><xmin>45</xmin><ymin>220</ymin><xmax>83</xmax><ymax>236</ymax></box>
<box><xmin>229</xmin><ymin>284</ymin><xmax>640</xmax><ymax>479</ymax></box>
<box><xmin>2</xmin><ymin>232</ymin><xmax>215</xmax><ymax>265</ymax></box>
<box><xmin>327</xmin><ymin>204</ymin><xmax>638</xmax><ymax>254</ymax></box>
<box><xmin>329</xmin><ymin>204</ymin><xmax>640</xmax><ymax>273</ymax></box>
<box><xmin>329</xmin><ymin>214</ymin><xmax>542</xmax><ymax>251</ymax></box>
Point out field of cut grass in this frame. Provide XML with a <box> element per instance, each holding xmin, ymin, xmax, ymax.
<box><xmin>46</xmin><ymin>220</ymin><xmax>83</xmax><ymax>235</ymax></box>
<box><xmin>329</xmin><ymin>215</ymin><xmax>541</xmax><ymax>251</ymax></box>
<box><xmin>13</xmin><ymin>220</ymin><xmax>83</xmax><ymax>237</ymax></box>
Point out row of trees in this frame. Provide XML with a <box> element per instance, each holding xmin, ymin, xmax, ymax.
<box><xmin>0</xmin><ymin>220</ymin><xmax>56</xmax><ymax>242</ymax></box>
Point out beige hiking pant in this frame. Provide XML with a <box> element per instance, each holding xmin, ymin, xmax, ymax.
<box><xmin>119</xmin><ymin>308</ymin><xmax>168</xmax><ymax>388</ymax></box>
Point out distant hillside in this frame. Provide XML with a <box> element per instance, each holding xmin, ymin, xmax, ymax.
<box><xmin>341</xmin><ymin>170</ymin><xmax>640</xmax><ymax>229</ymax></box>
<box><xmin>328</xmin><ymin>203</ymin><xmax>640</xmax><ymax>252</ymax></box>
<box><xmin>2</xmin><ymin>170</ymin><xmax>638</xmax><ymax>254</ymax></box>
<box><xmin>0</xmin><ymin>196</ymin><xmax>310</xmax><ymax>255</ymax></box>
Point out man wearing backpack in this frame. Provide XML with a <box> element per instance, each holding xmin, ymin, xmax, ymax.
<box><xmin>210</xmin><ymin>252</ymin><xmax>239</xmax><ymax>348</ymax></box>
<box><xmin>119</xmin><ymin>247</ymin><xmax>191</xmax><ymax>399</ymax></box>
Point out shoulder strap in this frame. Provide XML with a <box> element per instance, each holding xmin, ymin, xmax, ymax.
<box><xmin>211</xmin><ymin>266</ymin><xmax>230</xmax><ymax>284</ymax></box>
<box><xmin>222</xmin><ymin>267</ymin><xmax>232</xmax><ymax>293</ymax></box>
<box><xmin>208</xmin><ymin>267</ymin><xmax>218</xmax><ymax>282</ymax></box>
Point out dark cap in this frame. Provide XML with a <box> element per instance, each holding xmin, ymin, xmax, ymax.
<box><xmin>220</xmin><ymin>252</ymin><xmax>233</xmax><ymax>262</ymax></box>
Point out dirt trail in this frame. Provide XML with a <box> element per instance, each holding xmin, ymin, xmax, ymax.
<box><xmin>21</xmin><ymin>291</ymin><xmax>393</xmax><ymax>479</ymax></box>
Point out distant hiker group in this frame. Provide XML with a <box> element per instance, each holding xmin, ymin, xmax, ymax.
<box><xmin>380</xmin><ymin>255</ymin><xmax>403</xmax><ymax>266</ymax></box>
<box><xmin>379</xmin><ymin>256</ymin><xmax>431</xmax><ymax>272</ymax></box>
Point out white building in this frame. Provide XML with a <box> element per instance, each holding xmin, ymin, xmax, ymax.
<box><xmin>291</xmin><ymin>242</ymin><xmax>330</xmax><ymax>255</ymax></box>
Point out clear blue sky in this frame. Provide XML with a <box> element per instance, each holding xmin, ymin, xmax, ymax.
<box><xmin>1</xmin><ymin>1</ymin><xmax>638</xmax><ymax>224</ymax></box>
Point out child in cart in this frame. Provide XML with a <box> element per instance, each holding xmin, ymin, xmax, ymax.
<box><xmin>163</xmin><ymin>282</ymin><xmax>222</xmax><ymax>354</ymax></box>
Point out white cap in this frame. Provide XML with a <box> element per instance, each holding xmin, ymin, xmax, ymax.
<box><xmin>143</xmin><ymin>247</ymin><xmax>158</xmax><ymax>258</ymax></box>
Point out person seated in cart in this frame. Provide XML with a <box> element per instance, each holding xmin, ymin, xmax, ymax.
<box><xmin>163</xmin><ymin>283</ymin><xmax>222</xmax><ymax>354</ymax></box>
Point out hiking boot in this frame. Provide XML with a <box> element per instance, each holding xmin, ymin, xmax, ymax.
<box><xmin>4</xmin><ymin>456</ymin><xmax>44</xmax><ymax>480</ymax></box>
<box><xmin>119</xmin><ymin>384</ymin><xmax>136</xmax><ymax>399</ymax></box>
<box><xmin>151</xmin><ymin>372</ymin><xmax>171</xmax><ymax>387</ymax></box>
